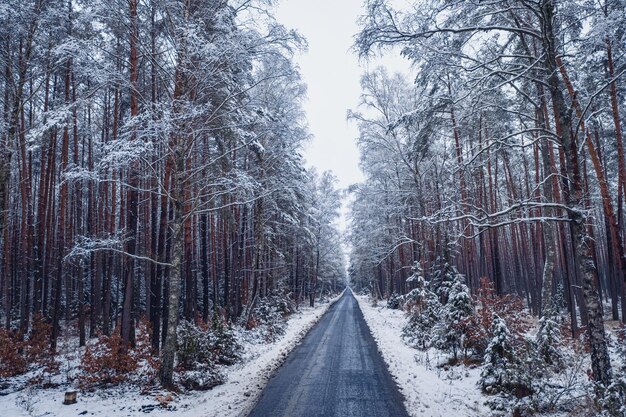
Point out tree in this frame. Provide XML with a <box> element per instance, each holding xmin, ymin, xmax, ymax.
<box><xmin>352</xmin><ymin>0</ymin><xmax>623</xmax><ymax>388</ymax></box>
<box><xmin>0</xmin><ymin>0</ymin><xmax>346</xmax><ymax>391</ymax></box>
<box><xmin>480</xmin><ymin>314</ymin><xmax>519</xmax><ymax>395</ymax></box>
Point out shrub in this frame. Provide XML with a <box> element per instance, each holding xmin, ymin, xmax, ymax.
<box><xmin>177</xmin><ymin>368</ymin><xmax>224</xmax><ymax>391</ymax></box>
<box><xmin>176</xmin><ymin>321</ymin><xmax>224</xmax><ymax>391</ymax></box>
<box><xmin>402</xmin><ymin>272</ymin><xmax>441</xmax><ymax>350</ymax></box>
<box><xmin>433</xmin><ymin>275</ymin><xmax>473</xmax><ymax>359</ymax></box>
<box><xmin>177</xmin><ymin>321</ymin><xmax>210</xmax><ymax>370</ymax></box>
<box><xmin>80</xmin><ymin>333</ymin><xmax>139</xmax><ymax>386</ymax></box>
<box><xmin>462</xmin><ymin>278</ymin><xmax>531</xmax><ymax>357</ymax></box>
<box><xmin>386</xmin><ymin>293</ymin><xmax>404</xmax><ymax>310</ymax></box>
<box><xmin>25</xmin><ymin>315</ymin><xmax>52</xmax><ymax>362</ymax></box>
<box><xmin>25</xmin><ymin>315</ymin><xmax>60</xmax><ymax>383</ymax></box>
<box><xmin>535</xmin><ymin>307</ymin><xmax>565</xmax><ymax>369</ymax></box>
<box><xmin>402</xmin><ymin>289</ymin><xmax>441</xmax><ymax>350</ymax></box>
<box><xmin>210</xmin><ymin>318</ymin><xmax>242</xmax><ymax>365</ymax></box>
<box><xmin>80</xmin><ymin>320</ymin><xmax>156</xmax><ymax>387</ymax></box>
<box><xmin>0</xmin><ymin>315</ymin><xmax>58</xmax><ymax>378</ymax></box>
<box><xmin>596</xmin><ymin>379</ymin><xmax>626</xmax><ymax>417</ymax></box>
<box><xmin>429</xmin><ymin>261</ymin><xmax>461</xmax><ymax>304</ymax></box>
<box><xmin>480</xmin><ymin>314</ymin><xmax>529</xmax><ymax>397</ymax></box>
<box><xmin>249</xmin><ymin>295</ymin><xmax>292</xmax><ymax>342</ymax></box>
<box><xmin>0</xmin><ymin>328</ymin><xmax>27</xmax><ymax>377</ymax></box>
<box><xmin>175</xmin><ymin>318</ymin><xmax>242</xmax><ymax>390</ymax></box>
<box><xmin>402</xmin><ymin>265</ymin><xmax>474</xmax><ymax>358</ymax></box>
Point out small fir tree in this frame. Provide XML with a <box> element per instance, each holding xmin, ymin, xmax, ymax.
<box><xmin>402</xmin><ymin>288</ymin><xmax>442</xmax><ymax>350</ymax></box>
<box><xmin>480</xmin><ymin>314</ymin><xmax>520</xmax><ymax>394</ymax></box>
<box><xmin>434</xmin><ymin>273</ymin><xmax>473</xmax><ymax>359</ymax></box>
<box><xmin>535</xmin><ymin>305</ymin><xmax>565</xmax><ymax>368</ymax></box>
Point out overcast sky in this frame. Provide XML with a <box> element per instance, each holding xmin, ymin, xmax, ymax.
<box><xmin>275</xmin><ymin>0</ymin><xmax>411</xmax><ymax>187</ymax></box>
<box><xmin>275</xmin><ymin>0</ymin><xmax>366</xmax><ymax>190</ymax></box>
<box><xmin>274</xmin><ymin>0</ymin><xmax>411</xmax><ymax>238</ymax></box>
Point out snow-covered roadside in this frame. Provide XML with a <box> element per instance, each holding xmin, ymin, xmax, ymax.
<box><xmin>355</xmin><ymin>293</ymin><xmax>489</xmax><ymax>417</ymax></box>
<box><xmin>0</xmin><ymin>291</ymin><xmax>343</xmax><ymax>417</ymax></box>
<box><xmin>183</xmin><ymin>291</ymin><xmax>344</xmax><ymax>417</ymax></box>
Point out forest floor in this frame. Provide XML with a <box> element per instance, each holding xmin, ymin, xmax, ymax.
<box><xmin>0</xmin><ymin>292</ymin><xmax>343</xmax><ymax>417</ymax></box>
<box><xmin>356</xmin><ymin>293</ymin><xmax>626</xmax><ymax>417</ymax></box>
<box><xmin>355</xmin><ymin>293</ymin><xmax>491</xmax><ymax>417</ymax></box>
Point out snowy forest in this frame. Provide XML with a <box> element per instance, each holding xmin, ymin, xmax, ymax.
<box><xmin>0</xmin><ymin>0</ymin><xmax>346</xmax><ymax>395</ymax></box>
<box><xmin>348</xmin><ymin>0</ymin><xmax>626</xmax><ymax>415</ymax></box>
<box><xmin>1</xmin><ymin>0</ymin><xmax>626</xmax><ymax>416</ymax></box>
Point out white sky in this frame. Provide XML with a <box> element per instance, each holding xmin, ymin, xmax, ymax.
<box><xmin>275</xmin><ymin>0</ymin><xmax>366</xmax><ymax>190</ymax></box>
<box><xmin>274</xmin><ymin>0</ymin><xmax>411</xmax><ymax>275</ymax></box>
<box><xmin>274</xmin><ymin>0</ymin><xmax>411</xmax><ymax>247</ymax></box>
<box><xmin>275</xmin><ymin>0</ymin><xmax>411</xmax><ymax>186</ymax></box>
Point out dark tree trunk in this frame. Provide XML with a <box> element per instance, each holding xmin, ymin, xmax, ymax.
<box><xmin>541</xmin><ymin>0</ymin><xmax>612</xmax><ymax>386</ymax></box>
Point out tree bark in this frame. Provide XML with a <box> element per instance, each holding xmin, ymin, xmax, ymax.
<box><xmin>120</xmin><ymin>0</ymin><xmax>140</xmax><ymax>347</ymax></box>
<box><xmin>556</xmin><ymin>56</ymin><xmax>626</xmax><ymax>321</ymax></box>
<box><xmin>541</xmin><ymin>0</ymin><xmax>612</xmax><ymax>386</ymax></box>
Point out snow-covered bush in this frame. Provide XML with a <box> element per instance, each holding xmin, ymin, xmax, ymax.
<box><xmin>597</xmin><ymin>378</ymin><xmax>626</xmax><ymax>417</ymax></box>
<box><xmin>484</xmin><ymin>336</ymin><xmax>589</xmax><ymax>416</ymax></box>
<box><xmin>210</xmin><ymin>318</ymin><xmax>243</xmax><ymax>365</ymax></box>
<box><xmin>176</xmin><ymin>321</ymin><xmax>224</xmax><ymax>391</ymax></box>
<box><xmin>177</xmin><ymin>321</ymin><xmax>215</xmax><ymax>370</ymax></box>
<box><xmin>249</xmin><ymin>293</ymin><xmax>294</xmax><ymax>342</ymax></box>
<box><xmin>402</xmin><ymin>263</ymin><xmax>473</xmax><ymax>358</ymax></box>
<box><xmin>498</xmin><ymin>309</ymin><xmax>589</xmax><ymax>415</ymax></box>
<box><xmin>175</xmin><ymin>318</ymin><xmax>242</xmax><ymax>390</ymax></box>
<box><xmin>405</xmin><ymin>261</ymin><xmax>424</xmax><ymax>287</ymax></box>
<box><xmin>430</xmin><ymin>261</ymin><xmax>460</xmax><ymax>304</ymax></box>
<box><xmin>402</xmin><ymin>269</ymin><xmax>441</xmax><ymax>350</ymax></box>
<box><xmin>433</xmin><ymin>275</ymin><xmax>473</xmax><ymax>360</ymax></box>
<box><xmin>402</xmin><ymin>288</ymin><xmax>442</xmax><ymax>350</ymax></box>
<box><xmin>402</xmin><ymin>287</ymin><xmax>422</xmax><ymax>308</ymax></box>
<box><xmin>386</xmin><ymin>293</ymin><xmax>404</xmax><ymax>310</ymax></box>
<box><xmin>480</xmin><ymin>314</ymin><xmax>526</xmax><ymax>396</ymax></box>
<box><xmin>535</xmin><ymin>307</ymin><xmax>565</xmax><ymax>369</ymax></box>
<box><xmin>463</xmin><ymin>278</ymin><xmax>530</xmax><ymax>357</ymax></box>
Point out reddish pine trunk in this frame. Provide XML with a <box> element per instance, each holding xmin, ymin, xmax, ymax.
<box><xmin>51</xmin><ymin>54</ymin><xmax>72</xmax><ymax>352</ymax></box>
<box><xmin>557</xmin><ymin>56</ymin><xmax>626</xmax><ymax>321</ymax></box>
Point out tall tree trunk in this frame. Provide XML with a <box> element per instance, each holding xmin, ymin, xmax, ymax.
<box><xmin>1</xmin><ymin>0</ymin><xmax>45</xmax><ymax>330</ymax></box>
<box><xmin>159</xmin><ymin>22</ymin><xmax>191</xmax><ymax>382</ymax></box>
<box><xmin>556</xmin><ymin>56</ymin><xmax>626</xmax><ymax>321</ymax></box>
<box><xmin>51</xmin><ymin>51</ymin><xmax>72</xmax><ymax>352</ymax></box>
<box><xmin>537</xmin><ymin>99</ymin><xmax>558</xmax><ymax>315</ymax></box>
<box><xmin>606</xmin><ymin>39</ymin><xmax>626</xmax><ymax>234</ymax></box>
<box><xmin>159</xmin><ymin>209</ymin><xmax>182</xmax><ymax>388</ymax></box>
<box><xmin>448</xmin><ymin>82</ymin><xmax>477</xmax><ymax>289</ymax></box>
<box><xmin>200</xmin><ymin>213</ymin><xmax>209</xmax><ymax>322</ymax></box>
<box><xmin>541</xmin><ymin>0</ymin><xmax>612</xmax><ymax>386</ymax></box>
<box><xmin>121</xmin><ymin>0</ymin><xmax>140</xmax><ymax>347</ymax></box>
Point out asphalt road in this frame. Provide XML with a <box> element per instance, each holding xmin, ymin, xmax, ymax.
<box><xmin>247</xmin><ymin>290</ymin><xmax>410</xmax><ymax>417</ymax></box>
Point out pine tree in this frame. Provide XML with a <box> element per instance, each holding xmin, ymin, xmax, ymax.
<box><xmin>434</xmin><ymin>273</ymin><xmax>473</xmax><ymax>359</ymax></box>
<box><xmin>535</xmin><ymin>306</ymin><xmax>565</xmax><ymax>368</ymax></box>
<box><xmin>480</xmin><ymin>314</ymin><xmax>519</xmax><ymax>395</ymax></box>
<box><xmin>402</xmin><ymin>284</ymin><xmax>442</xmax><ymax>350</ymax></box>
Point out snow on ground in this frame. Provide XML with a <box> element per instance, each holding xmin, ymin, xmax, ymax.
<box><xmin>181</xmin><ymin>292</ymin><xmax>343</xmax><ymax>417</ymax></box>
<box><xmin>355</xmin><ymin>292</ymin><xmax>489</xmax><ymax>417</ymax></box>
<box><xmin>0</xmin><ymin>291</ymin><xmax>343</xmax><ymax>417</ymax></box>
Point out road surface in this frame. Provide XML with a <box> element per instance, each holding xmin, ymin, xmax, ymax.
<box><xmin>248</xmin><ymin>290</ymin><xmax>410</xmax><ymax>417</ymax></box>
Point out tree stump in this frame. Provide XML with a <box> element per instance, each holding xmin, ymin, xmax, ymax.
<box><xmin>63</xmin><ymin>391</ymin><xmax>77</xmax><ymax>405</ymax></box>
